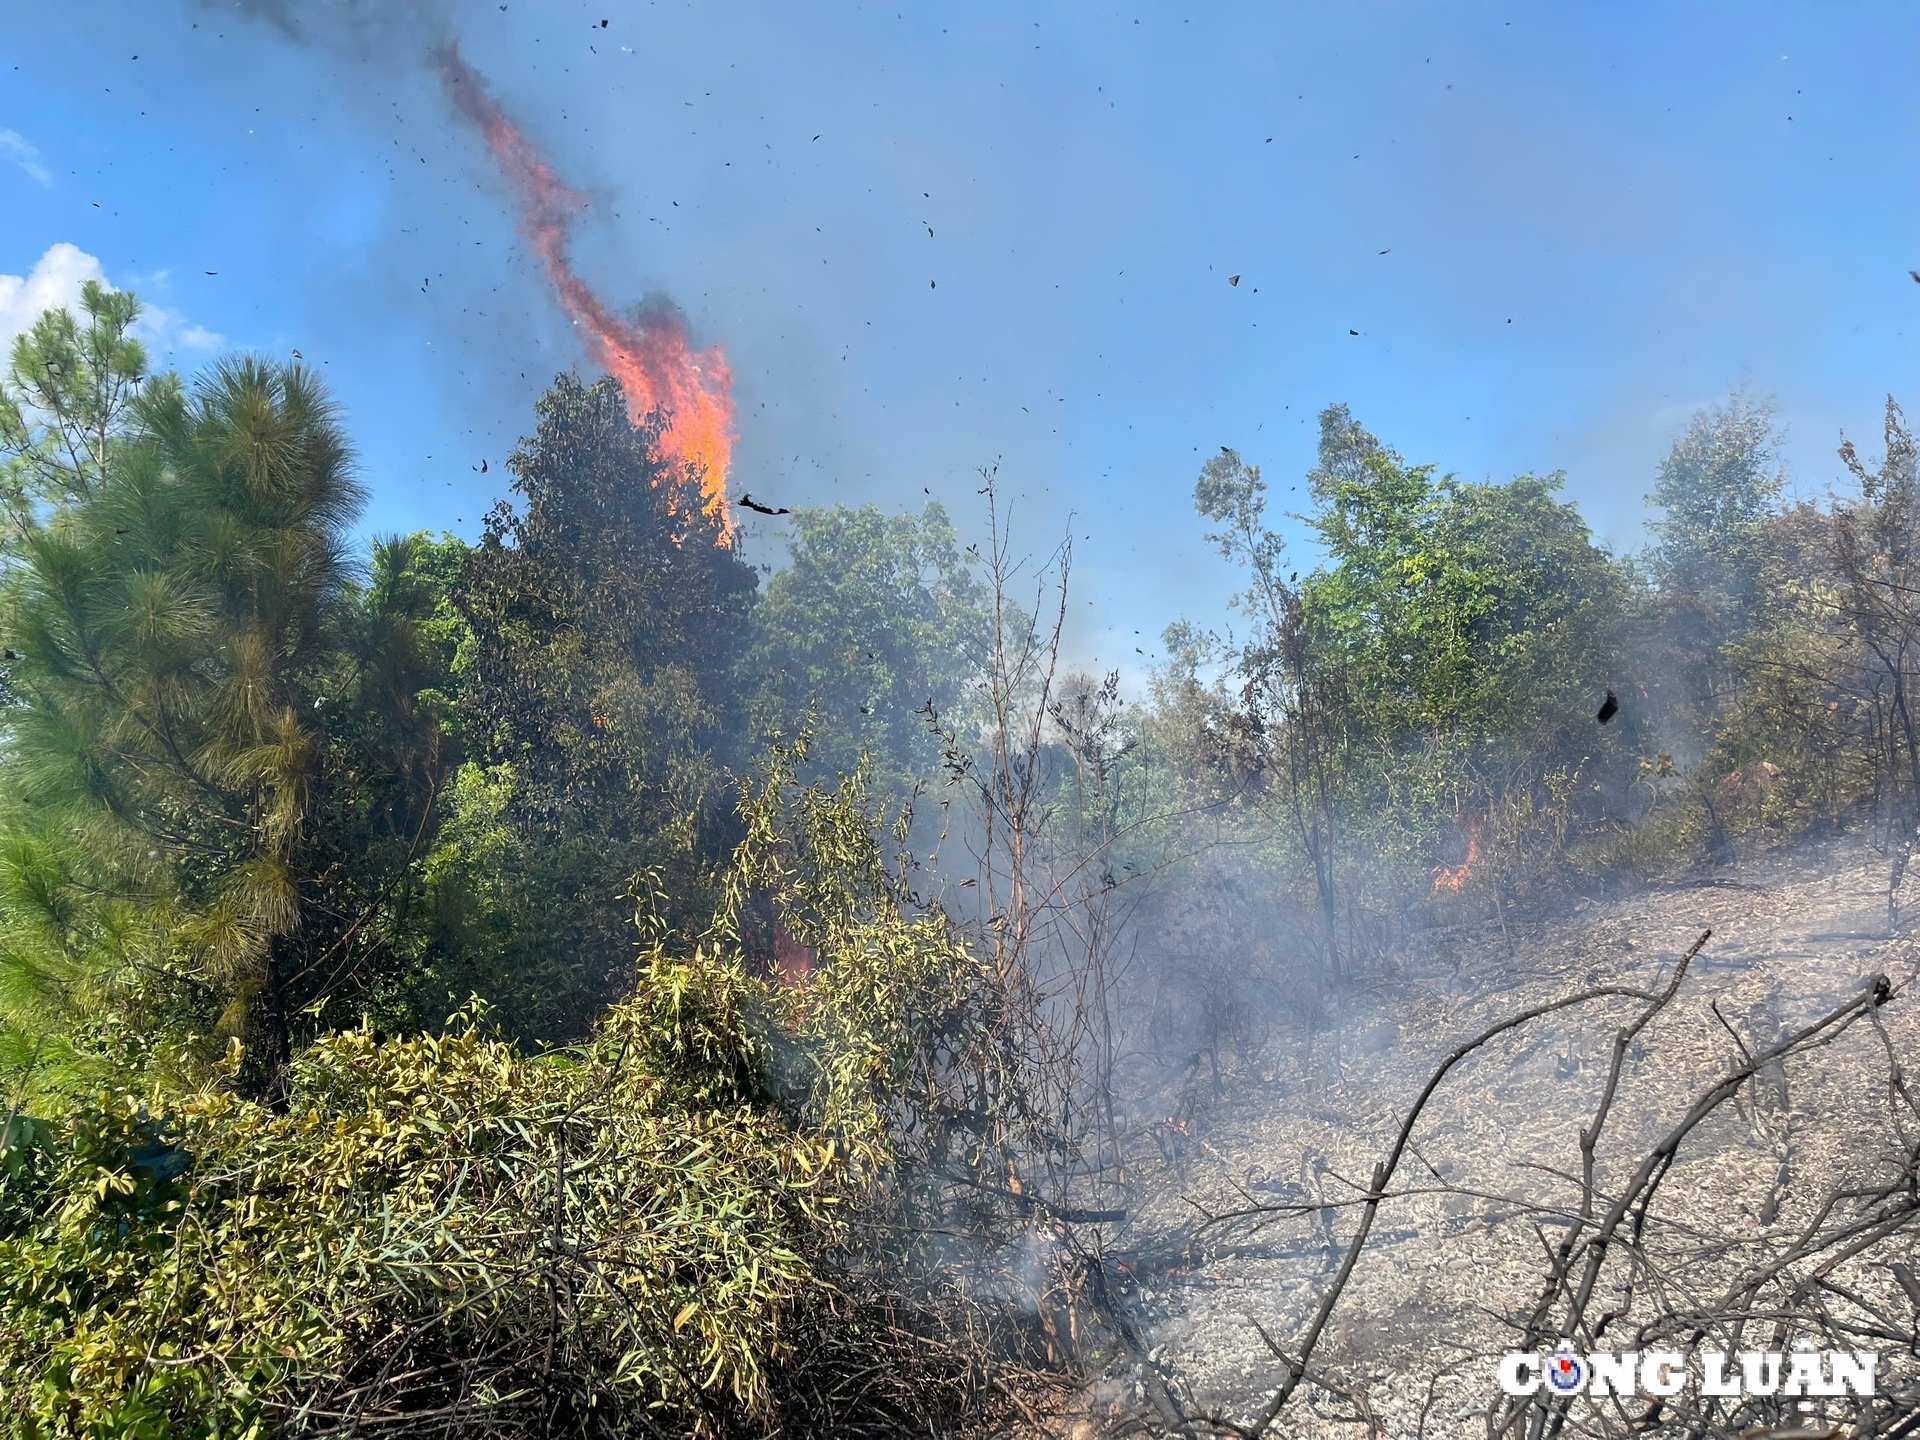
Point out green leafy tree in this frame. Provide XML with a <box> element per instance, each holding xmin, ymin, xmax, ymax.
<box><xmin>746</xmin><ymin>501</ymin><xmax>990</xmax><ymax>795</ymax></box>
<box><xmin>0</xmin><ymin>741</ymin><xmax>1043</xmax><ymax>1439</ymax></box>
<box><xmin>1831</xmin><ymin>399</ymin><xmax>1920</xmax><ymax>901</ymax></box>
<box><xmin>1193</xmin><ymin>445</ymin><xmax>1350</xmax><ymax>969</ymax></box>
<box><xmin>1702</xmin><ymin>500</ymin><xmax>1860</xmax><ymax>839</ymax></box>
<box><xmin>1646</xmin><ymin>398</ymin><xmax>1785</xmax><ymax>726</ymax></box>
<box><xmin>1194</xmin><ymin>407</ymin><xmax>1636</xmax><ymax>946</ymax></box>
<box><xmin>1301</xmin><ymin>406</ymin><xmax>1629</xmax><ymax>752</ymax></box>
<box><xmin>427</xmin><ymin>372</ymin><xmax>758</xmax><ymax>1041</ymax></box>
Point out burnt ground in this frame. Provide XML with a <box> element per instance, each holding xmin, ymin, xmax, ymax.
<box><xmin>1046</xmin><ymin>827</ymin><xmax>1920</xmax><ymax>1439</ymax></box>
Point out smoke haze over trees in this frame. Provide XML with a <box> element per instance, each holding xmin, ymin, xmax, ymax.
<box><xmin>1</xmin><ymin>275</ymin><xmax>1917</xmax><ymax>1434</ymax></box>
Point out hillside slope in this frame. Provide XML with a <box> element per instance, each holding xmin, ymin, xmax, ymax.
<box><xmin>1076</xmin><ymin>831</ymin><xmax>1920</xmax><ymax>1438</ymax></box>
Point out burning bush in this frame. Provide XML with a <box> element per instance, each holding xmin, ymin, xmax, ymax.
<box><xmin>0</xmin><ymin>743</ymin><xmax>1046</xmax><ymax>1438</ymax></box>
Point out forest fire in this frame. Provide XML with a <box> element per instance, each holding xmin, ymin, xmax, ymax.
<box><xmin>437</xmin><ymin>44</ymin><xmax>736</xmax><ymax>536</ymax></box>
<box><xmin>1431</xmin><ymin>817</ymin><xmax>1482</xmax><ymax>893</ymax></box>
<box><xmin>773</xmin><ymin>923</ymin><xmax>814</xmax><ymax>987</ymax></box>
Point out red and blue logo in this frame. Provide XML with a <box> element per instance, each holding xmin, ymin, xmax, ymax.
<box><xmin>1544</xmin><ymin>1351</ymin><xmax>1588</xmax><ymax>1394</ymax></box>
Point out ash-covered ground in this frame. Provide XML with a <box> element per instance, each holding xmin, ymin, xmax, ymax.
<box><xmin>1051</xmin><ymin>829</ymin><xmax>1920</xmax><ymax>1439</ymax></box>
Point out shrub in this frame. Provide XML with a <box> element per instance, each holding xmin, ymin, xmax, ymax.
<box><xmin>0</xmin><ymin>741</ymin><xmax>1033</xmax><ymax>1439</ymax></box>
<box><xmin>0</xmin><ymin>1001</ymin><xmax>833</xmax><ymax>1438</ymax></box>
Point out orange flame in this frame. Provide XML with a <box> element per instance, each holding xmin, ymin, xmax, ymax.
<box><xmin>1431</xmin><ymin>817</ymin><xmax>1482</xmax><ymax>894</ymax></box>
<box><xmin>773</xmin><ymin>923</ymin><xmax>814</xmax><ymax>988</ymax></box>
<box><xmin>438</xmin><ymin>44</ymin><xmax>735</xmax><ymax>538</ymax></box>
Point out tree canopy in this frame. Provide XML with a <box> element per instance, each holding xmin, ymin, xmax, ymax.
<box><xmin>746</xmin><ymin>500</ymin><xmax>990</xmax><ymax>795</ymax></box>
<box><xmin>0</xmin><ymin>295</ymin><xmax>458</xmax><ymax>1097</ymax></box>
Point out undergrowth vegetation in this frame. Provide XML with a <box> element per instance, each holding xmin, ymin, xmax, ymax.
<box><xmin>0</xmin><ymin>748</ymin><xmax>1043</xmax><ymax>1437</ymax></box>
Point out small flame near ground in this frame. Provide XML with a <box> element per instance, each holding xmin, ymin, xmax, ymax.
<box><xmin>773</xmin><ymin>923</ymin><xmax>814</xmax><ymax>988</ymax></box>
<box><xmin>1432</xmin><ymin>816</ymin><xmax>1482</xmax><ymax>894</ymax></box>
<box><xmin>437</xmin><ymin>43</ymin><xmax>736</xmax><ymax>538</ymax></box>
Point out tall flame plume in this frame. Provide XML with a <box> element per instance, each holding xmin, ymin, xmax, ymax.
<box><xmin>437</xmin><ymin>44</ymin><xmax>735</xmax><ymax>538</ymax></box>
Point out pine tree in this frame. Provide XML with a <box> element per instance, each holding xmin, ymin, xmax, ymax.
<box><xmin>0</xmin><ymin>290</ymin><xmax>458</xmax><ymax>1101</ymax></box>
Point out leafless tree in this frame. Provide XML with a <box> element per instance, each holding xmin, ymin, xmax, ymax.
<box><xmin>1104</xmin><ymin>929</ymin><xmax>1919</xmax><ymax>1440</ymax></box>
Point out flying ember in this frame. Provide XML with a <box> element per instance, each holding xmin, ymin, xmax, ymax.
<box><xmin>437</xmin><ymin>43</ymin><xmax>736</xmax><ymax>537</ymax></box>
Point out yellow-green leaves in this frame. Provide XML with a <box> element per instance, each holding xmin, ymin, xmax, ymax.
<box><xmin>0</xmin><ymin>1003</ymin><xmax>835</xmax><ymax>1436</ymax></box>
<box><xmin>0</xmin><ymin>741</ymin><xmax>1019</xmax><ymax>1437</ymax></box>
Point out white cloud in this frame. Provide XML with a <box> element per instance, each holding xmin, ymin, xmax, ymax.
<box><xmin>137</xmin><ymin>304</ymin><xmax>224</xmax><ymax>355</ymax></box>
<box><xmin>0</xmin><ymin>242</ymin><xmax>105</xmax><ymax>350</ymax></box>
<box><xmin>0</xmin><ymin>129</ymin><xmax>51</xmax><ymax>186</ymax></box>
<box><xmin>0</xmin><ymin>243</ymin><xmax>222</xmax><ymax>359</ymax></box>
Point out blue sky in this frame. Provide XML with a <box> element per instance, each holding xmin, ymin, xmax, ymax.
<box><xmin>3</xmin><ymin>1</ymin><xmax>1918</xmax><ymax>679</ymax></box>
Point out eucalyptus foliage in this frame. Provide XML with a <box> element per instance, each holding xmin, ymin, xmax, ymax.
<box><xmin>0</xmin><ymin>738</ymin><xmax>1034</xmax><ymax>1438</ymax></box>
